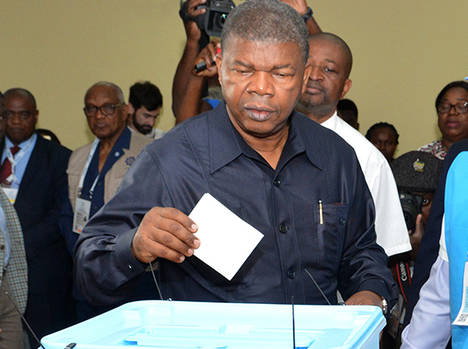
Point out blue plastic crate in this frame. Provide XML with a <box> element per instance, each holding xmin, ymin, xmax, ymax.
<box><xmin>41</xmin><ymin>300</ymin><xmax>385</xmax><ymax>348</ymax></box>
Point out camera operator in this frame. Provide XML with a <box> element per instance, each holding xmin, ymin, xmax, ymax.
<box><xmin>383</xmin><ymin>151</ymin><xmax>442</xmax><ymax>347</ymax></box>
<box><xmin>172</xmin><ymin>0</ymin><xmax>321</xmax><ymax>124</ymax></box>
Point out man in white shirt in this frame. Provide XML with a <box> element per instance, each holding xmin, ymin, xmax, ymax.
<box><xmin>296</xmin><ymin>32</ymin><xmax>411</xmax><ymax>257</ymax></box>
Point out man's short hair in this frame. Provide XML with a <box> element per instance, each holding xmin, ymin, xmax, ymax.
<box><xmin>129</xmin><ymin>81</ymin><xmax>163</xmax><ymax>112</ymax></box>
<box><xmin>221</xmin><ymin>0</ymin><xmax>309</xmax><ymax>64</ymax></box>
<box><xmin>309</xmin><ymin>32</ymin><xmax>353</xmax><ymax>79</ymax></box>
<box><xmin>435</xmin><ymin>80</ymin><xmax>468</xmax><ymax>110</ymax></box>
<box><xmin>337</xmin><ymin>99</ymin><xmax>358</xmax><ymax>118</ymax></box>
<box><xmin>84</xmin><ymin>81</ymin><xmax>125</xmax><ymax>104</ymax></box>
<box><xmin>3</xmin><ymin>88</ymin><xmax>37</xmax><ymax>109</ymax></box>
<box><xmin>366</xmin><ymin>122</ymin><xmax>400</xmax><ymax>145</ymax></box>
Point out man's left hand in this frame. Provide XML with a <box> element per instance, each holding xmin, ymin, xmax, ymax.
<box><xmin>345</xmin><ymin>290</ymin><xmax>383</xmax><ymax>308</ymax></box>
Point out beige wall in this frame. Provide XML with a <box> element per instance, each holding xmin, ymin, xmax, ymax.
<box><xmin>2</xmin><ymin>0</ymin><xmax>467</xmax><ymax>155</ymax></box>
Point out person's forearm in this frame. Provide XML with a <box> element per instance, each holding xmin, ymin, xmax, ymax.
<box><xmin>306</xmin><ymin>15</ymin><xmax>321</xmax><ymax>35</ymax></box>
<box><xmin>172</xmin><ymin>39</ymin><xmax>204</xmax><ymax>123</ymax></box>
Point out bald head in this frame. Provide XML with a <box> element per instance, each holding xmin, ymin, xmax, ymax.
<box><xmin>3</xmin><ymin>88</ymin><xmax>37</xmax><ymax>109</ymax></box>
<box><xmin>84</xmin><ymin>81</ymin><xmax>125</xmax><ymax>105</ymax></box>
<box><xmin>309</xmin><ymin>32</ymin><xmax>353</xmax><ymax>78</ymax></box>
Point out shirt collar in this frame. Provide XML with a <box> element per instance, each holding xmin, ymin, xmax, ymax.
<box><xmin>320</xmin><ymin>111</ymin><xmax>339</xmax><ymax>131</ymax></box>
<box><xmin>208</xmin><ymin>102</ymin><xmax>324</xmax><ymax>173</ymax></box>
<box><xmin>5</xmin><ymin>133</ymin><xmax>37</xmax><ymax>150</ymax></box>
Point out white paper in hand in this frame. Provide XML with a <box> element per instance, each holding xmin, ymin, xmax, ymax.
<box><xmin>189</xmin><ymin>193</ymin><xmax>264</xmax><ymax>280</ymax></box>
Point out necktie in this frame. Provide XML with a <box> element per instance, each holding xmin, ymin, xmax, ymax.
<box><xmin>0</xmin><ymin>145</ymin><xmax>21</xmax><ymax>184</ymax></box>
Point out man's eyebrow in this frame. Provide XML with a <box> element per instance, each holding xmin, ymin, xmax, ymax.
<box><xmin>232</xmin><ymin>60</ymin><xmax>254</xmax><ymax>68</ymax></box>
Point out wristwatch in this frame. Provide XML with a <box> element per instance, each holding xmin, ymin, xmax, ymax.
<box><xmin>381</xmin><ymin>297</ymin><xmax>388</xmax><ymax>315</ymax></box>
<box><xmin>302</xmin><ymin>7</ymin><xmax>314</xmax><ymax>23</ymax></box>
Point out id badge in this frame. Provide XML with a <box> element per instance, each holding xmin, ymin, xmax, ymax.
<box><xmin>73</xmin><ymin>198</ymin><xmax>91</xmax><ymax>234</ymax></box>
<box><xmin>453</xmin><ymin>260</ymin><xmax>468</xmax><ymax>326</ymax></box>
<box><xmin>2</xmin><ymin>187</ymin><xmax>18</xmax><ymax>204</ymax></box>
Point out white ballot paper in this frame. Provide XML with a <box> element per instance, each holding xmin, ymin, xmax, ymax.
<box><xmin>189</xmin><ymin>193</ymin><xmax>264</xmax><ymax>281</ymax></box>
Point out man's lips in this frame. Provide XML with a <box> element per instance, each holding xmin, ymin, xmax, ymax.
<box><xmin>244</xmin><ymin>105</ymin><xmax>275</xmax><ymax>121</ymax></box>
<box><xmin>305</xmin><ymin>83</ymin><xmax>324</xmax><ymax>95</ymax></box>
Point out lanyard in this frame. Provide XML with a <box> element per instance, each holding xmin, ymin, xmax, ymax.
<box><xmin>4</xmin><ymin>135</ymin><xmax>35</xmax><ymax>185</ymax></box>
<box><xmin>78</xmin><ymin>139</ymin><xmax>100</xmax><ymax>199</ymax></box>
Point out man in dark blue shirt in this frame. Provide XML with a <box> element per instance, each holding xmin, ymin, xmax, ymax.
<box><xmin>75</xmin><ymin>0</ymin><xmax>396</xmax><ymax>310</ymax></box>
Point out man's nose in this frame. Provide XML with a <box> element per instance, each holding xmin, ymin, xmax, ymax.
<box><xmin>309</xmin><ymin>65</ymin><xmax>324</xmax><ymax>81</ymax></box>
<box><xmin>247</xmin><ymin>72</ymin><xmax>274</xmax><ymax>96</ymax></box>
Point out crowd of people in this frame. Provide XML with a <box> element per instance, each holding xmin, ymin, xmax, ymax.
<box><xmin>0</xmin><ymin>0</ymin><xmax>467</xmax><ymax>348</ymax></box>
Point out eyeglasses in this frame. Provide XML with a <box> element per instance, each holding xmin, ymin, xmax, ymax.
<box><xmin>4</xmin><ymin>110</ymin><xmax>36</xmax><ymax>120</ymax></box>
<box><xmin>83</xmin><ymin>103</ymin><xmax>123</xmax><ymax>117</ymax></box>
<box><xmin>437</xmin><ymin>102</ymin><xmax>468</xmax><ymax>114</ymax></box>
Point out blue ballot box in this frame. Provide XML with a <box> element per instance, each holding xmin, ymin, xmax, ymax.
<box><xmin>41</xmin><ymin>300</ymin><xmax>385</xmax><ymax>348</ymax></box>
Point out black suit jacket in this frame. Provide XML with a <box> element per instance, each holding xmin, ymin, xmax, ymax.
<box><xmin>13</xmin><ymin>135</ymin><xmax>74</xmax><ymax>339</ymax></box>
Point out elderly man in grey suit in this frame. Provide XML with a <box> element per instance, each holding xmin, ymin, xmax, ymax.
<box><xmin>0</xmin><ymin>92</ymin><xmax>28</xmax><ymax>349</ymax></box>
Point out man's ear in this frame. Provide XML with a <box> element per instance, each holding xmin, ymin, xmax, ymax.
<box><xmin>33</xmin><ymin>110</ymin><xmax>39</xmax><ymax>126</ymax></box>
<box><xmin>301</xmin><ymin>63</ymin><xmax>312</xmax><ymax>95</ymax></box>
<box><xmin>127</xmin><ymin>102</ymin><xmax>135</xmax><ymax>114</ymax></box>
<box><xmin>341</xmin><ymin>79</ymin><xmax>352</xmax><ymax>98</ymax></box>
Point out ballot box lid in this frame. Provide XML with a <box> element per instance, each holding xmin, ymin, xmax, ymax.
<box><xmin>41</xmin><ymin>300</ymin><xmax>385</xmax><ymax>349</ymax></box>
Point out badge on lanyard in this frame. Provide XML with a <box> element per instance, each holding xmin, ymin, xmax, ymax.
<box><xmin>2</xmin><ymin>187</ymin><xmax>18</xmax><ymax>204</ymax></box>
<box><xmin>73</xmin><ymin>197</ymin><xmax>92</xmax><ymax>234</ymax></box>
<box><xmin>453</xmin><ymin>258</ymin><xmax>468</xmax><ymax>326</ymax></box>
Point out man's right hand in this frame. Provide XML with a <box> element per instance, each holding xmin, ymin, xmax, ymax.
<box><xmin>182</xmin><ymin>0</ymin><xmax>207</xmax><ymax>42</ymax></box>
<box><xmin>132</xmin><ymin>207</ymin><xmax>200</xmax><ymax>264</ymax></box>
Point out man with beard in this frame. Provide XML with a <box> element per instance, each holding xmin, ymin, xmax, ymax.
<box><xmin>296</xmin><ymin>33</ymin><xmax>411</xmax><ymax>259</ymax></box>
<box><xmin>75</xmin><ymin>0</ymin><xmax>396</xmax><ymax>314</ymax></box>
<box><xmin>63</xmin><ymin>81</ymin><xmax>150</xmax><ymax>321</ymax></box>
<box><xmin>127</xmin><ymin>81</ymin><xmax>165</xmax><ymax>139</ymax></box>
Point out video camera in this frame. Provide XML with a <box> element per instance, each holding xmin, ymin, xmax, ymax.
<box><xmin>398</xmin><ymin>192</ymin><xmax>423</xmax><ymax>232</ymax></box>
<box><xmin>180</xmin><ymin>0</ymin><xmax>235</xmax><ymax>38</ymax></box>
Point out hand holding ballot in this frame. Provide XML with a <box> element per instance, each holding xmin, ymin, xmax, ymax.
<box><xmin>132</xmin><ymin>207</ymin><xmax>200</xmax><ymax>264</ymax></box>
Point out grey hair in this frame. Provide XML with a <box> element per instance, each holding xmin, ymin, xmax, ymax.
<box><xmin>3</xmin><ymin>88</ymin><xmax>37</xmax><ymax>109</ymax></box>
<box><xmin>221</xmin><ymin>0</ymin><xmax>309</xmax><ymax>63</ymax></box>
<box><xmin>84</xmin><ymin>81</ymin><xmax>125</xmax><ymax>104</ymax></box>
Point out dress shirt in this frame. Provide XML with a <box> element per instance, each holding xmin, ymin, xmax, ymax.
<box><xmin>1</xmin><ymin>134</ymin><xmax>37</xmax><ymax>188</ymax></box>
<box><xmin>75</xmin><ymin>102</ymin><xmax>397</xmax><ymax>307</ymax></box>
<box><xmin>81</xmin><ymin>127</ymin><xmax>131</xmax><ymax>217</ymax></box>
<box><xmin>0</xmin><ymin>205</ymin><xmax>10</xmax><ymax>267</ymax></box>
<box><xmin>322</xmin><ymin>113</ymin><xmax>411</xmax><ymax>256</ymax></box>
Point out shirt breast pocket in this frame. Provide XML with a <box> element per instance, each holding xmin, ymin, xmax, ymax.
<box><xmin>299</xmin><ymin>202</ymin><xmax>348</xmax><ymax>273</ymax></box>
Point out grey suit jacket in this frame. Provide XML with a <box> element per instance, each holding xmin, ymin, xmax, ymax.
<box><xmin>0</xmin><ymin>188</ymin><xmax>28</xmax><ymax>314</ymax></box>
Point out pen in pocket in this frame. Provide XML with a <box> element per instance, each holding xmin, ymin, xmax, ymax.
<box><xmin>318</xmin><ymin>200</ymin><xmax>323</xmax><ymax>225</ymax></box>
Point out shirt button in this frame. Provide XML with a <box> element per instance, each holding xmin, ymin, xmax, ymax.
<box><xmin>273</xmin><ymin>178</ymin><xmax>281</xmax><ymax>187</ymax></box>
<box><xmin>339</xmin><ymin>217</ymin><xmax>346</xmax><ymax>225</ymax></box>
<box><xmin>279</xmin><ymin>224</ymin><xmax>288</xmax><ymax>234</ymax></box>
<box><xmin>287</xmin><ymin>270</ymin><xmax>296</xmax><ymax>279</ymax></box>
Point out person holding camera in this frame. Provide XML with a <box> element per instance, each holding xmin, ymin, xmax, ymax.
<box><xmin>172</xmin><ymin>0</ymin><xmax>321</xmax><ymax>124</ymax></box>
<box><xmin>384</xmin><ymin>151</ymin><xmax>442</xmax><ymax>347</ymax></box>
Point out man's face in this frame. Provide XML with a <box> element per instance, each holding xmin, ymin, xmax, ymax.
<box><xmin>437</xmin><ymin>87</ymin><xmax>468</xmax><ymax>143</ymax></box>
<box><xmin>299</xmin><ymin>39</ymin><xmax>351</xmax><ymax>116</ymax></box>
<box><xmin>4</xmin><ymin>94</ymin><xmax>38</xmax><ymax>144</ymax></box>
<box><xmin>84</xmin><ymin>86</ymin><xmax>128</xmax><ymax>140</ymax></box>
<box><xmin>368</xmin><ymin>127</ymin><xmax>397</xmax><ymax>162</ymax></box>
<box><xmin>132</xmin><ymin>106</ymin><xmax>160</xmax><ymax>135</ymax></box>
<box><xmin>217</xmin><ymin>37</ymin><xmax>310</xmax><ymax>138</ymax></box>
